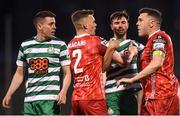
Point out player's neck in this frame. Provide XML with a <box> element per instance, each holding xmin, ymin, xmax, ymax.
<box><xmin>35</xmin><ymin>34</ymin><xmax>49</xmax><ymax>41</ymax></box>
<box><xmin>76</xmin><ymin>31</ymin><xmax>90</xmax><ymax>36</ymax></box>
<box><xmin>148</xmin><ymin>29</ymin><xmax>160</xmax><ymax>38</ymax></box>
<box><xmin>114</xmin><ymin>34</ymin><xmax>126</xmax><ymax>41</ymax></box>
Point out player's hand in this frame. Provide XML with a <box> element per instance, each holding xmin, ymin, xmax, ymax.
<box><xmin>56</xmin><ymin>91</ymin><xmax>66</xmax><ymax>105</ymax></box>
<box><xmin>127</xmin><ymin>42</ymin><xmax>138</xmax><ymax>63</ymax></box>
<box><xmin>2</xmin><ymin>95</ymin><xmax>12</xmax><ymax>108</ymax></box>
<box><xmin>116</xmin><ymin>78</ymin><xmax>134</xmax><ymax>87</ymax></box>
<box><xmin>108</xmin><ymin>39</ymin><xmax>119</xmax><ymax>50</ymax></box>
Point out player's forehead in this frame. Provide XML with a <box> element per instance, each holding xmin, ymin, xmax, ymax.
<box><xmin>86</xmin><ymin>15</ymin><xmax>95</xmax><ymax>21</ymax></box>
<box><xmin>43</xmin><ymin>17</ymin><xmax>56</xmax><ymax>23</ymax></box>
<box><xmin>138</xmin><ymin>13</ymin><xmax>149</xmax><ymax>20</ymax></box>
<box><xmin>112</xmin><ymin>16</ymin><xmax>128</xmax><ymax>23</ymax></box>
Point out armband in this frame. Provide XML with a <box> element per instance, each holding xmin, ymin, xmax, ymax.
<box><xmin>153</xmin><ymin>50</ymin><xmax>165</xmax><ymax>57</ymax></box>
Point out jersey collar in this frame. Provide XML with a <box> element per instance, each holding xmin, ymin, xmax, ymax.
<box><xmin>148</xmin><ymin>29</ymin><xmax>160</xmax><ymax>39</ymax></box>
<box><xmin>74</xmin><ymin>34</ymin><xmax>90</xmax><ymax>38</ymax></box>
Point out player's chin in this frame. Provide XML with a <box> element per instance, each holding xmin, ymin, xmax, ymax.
<box><xmin>137</xmin><ymin>31</ymin><xmax>142</xmax><ymax>37</ymax></box>
<box><xmin>51</xmin><ymin>30</ymin><xmax>56</xmax><ymax>34</ymax></box>
<box><xmin>49</xmin><ymin>33</ymin><xmax>55</xmax><ymax>37</ymax></box>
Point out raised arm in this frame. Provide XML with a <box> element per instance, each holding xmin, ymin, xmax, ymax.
<box><xmin>102</xmin><ymin>39</ymin><xmax>124</xmax><ymax>72</ymax></box>
<box><xmin>117</xmin><ymin>51</ymin><xmax>165</xmax><ymax>85</ymax></box>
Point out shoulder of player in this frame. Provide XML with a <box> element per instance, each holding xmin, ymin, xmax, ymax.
<box><xmin>51</xmin><ymin>36</ymin><xmax>65</xmax><ymax>42</ymax></box>
<box><xmin>50</xmin><ymin>36</ymin><xmax>68</xmax><ymax>46</ymax></box>
<box><xmin>154</xmin><ymin>31</ymin><xmax>170</xmax><ymax>39</ymax></box>
<box><xmin>90</xmin><ymin>35</ymin><xmax>103</xmax><ymax>40</ymax></box>
<box><xmin>152</xmin><ymin>31</ymin><xmax>171</xmax><ymax>43</ymax></box>
<box><xmin>20</xmin><ymin>36</ymin><xmax>35</xmax><ymax>47</ymax></box>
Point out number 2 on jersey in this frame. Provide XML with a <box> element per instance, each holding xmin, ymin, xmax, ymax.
<box><xmin>72</xmin><ymin>49</ymin><xmax>83</xmax><ymax>74</ymax></box>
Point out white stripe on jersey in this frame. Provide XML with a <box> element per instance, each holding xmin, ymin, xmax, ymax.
<box><xmin>27</xmin><ymin>75</ymin><xmax>60</xmax><ymax>84</ymax></box>
<box><xmin>22</xmin><ymin>39</ymin><xmax>65</xmax><ymax>47</ymax></box>
<box><xmin>28</xmin><ymin>67</ymin><xmax>60</xmax><ymax>73</ymax></box>
<box><xmin>108</xmin><ymin>64</ymin><xmax>137</xmax><ymax>78</ymax></box>
<box><xmin>17</xmin><ymin>50</ymin><xmax>23</xmax><ymax>58</ymax></box>
<box><xmin>24</xmin><ymin>48</ymin><xmax>60</xmax><ymax>54</ymax></box>
<box><xmin>24</xmin><ymin>95</ymin><xmax>58</xmax><ymax>102</ymax></box>
<box><xmin>105</xmin><ymin>80</ymin><xmax>116</xmax><ymax>85</ymax></box>
<box><xmin>60</xmin><ymin>49</ymin><xmax>69</xmax><ymax>57</ymax></box>
<box><xmin>119</xmin><ymin>39</ymin><xmax>131</xmax><ymax>46</ymax></box>
<box><xmin>16</xmin><ymin>60</ymin><xmax>24</xmax><ymax>67</ymax></box>
<box><xmin>105</xmin><ymin>83</ymin><xmax>141</xmax><ymax>93</ymax></box>
<box><xmin>61</xmin><ymin>60</ymin><xmax>71</xmax><ymax>66</ymax></box>
<box><xmin>138</xmin><ymin>43</ymin><xmax>144</xmax><ymax>51</ymax></box>
<box><xmin>26</xmin><ymin>85</ymin><xmax>60</xmax><ymax>93</ymax></box>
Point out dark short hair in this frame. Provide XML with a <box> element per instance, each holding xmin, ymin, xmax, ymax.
<box><xmin>139</xmin><ymin>8</ymin><xmax>162</xmax><ymax>25</ymax></box>
<box><xmin>71</xmin><ymin>9</ymin><xmax>94</xmax><ymax>23</ymax></box>
<box><xmin>33</xmin><ymin>11</ymin><xmax>56</xmax><ymax>27</ymax></box>
<box><xmin>110</xmin><ymin>10</ymin><xmax>129</xmax><ymax>23</ymax></box>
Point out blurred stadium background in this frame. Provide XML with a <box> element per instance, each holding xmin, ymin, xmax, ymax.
<box><xmin>0</xmin><ymin>0</ymin><xmax>180</xmax><ymax>114</ymax></box>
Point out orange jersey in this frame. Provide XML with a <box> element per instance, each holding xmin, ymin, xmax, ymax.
<box><xmin>140</xmin><ymin>31</ymin><xmax>178</xmax><ymax>99</ymax></box>
<box><xmin>68</xmin><ymin>34</ymin><xmax>107</xmax><ymax>101</ymax></box>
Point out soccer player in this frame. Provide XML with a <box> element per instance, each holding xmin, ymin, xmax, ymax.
<box><xmin>117</xmin><ymin>8</ymin><xmax>179</xmax><ymax>115</ymax></box>
<box><xmin>2</xmin><ymin>11</ymin><xmax>71</xmax><ymax>115</ymax></box>
<box><xmin>68</xmin><ymin>9</ymin><xmax>125</xmax><ymax>115</ymax></box>
<box><xmin>104</xmin><ymin>10</ymin><xmax>144</xmax><ymax>115</ymax></box>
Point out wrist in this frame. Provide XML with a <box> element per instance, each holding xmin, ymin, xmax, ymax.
<box><xmin>60</xmin><ymin>89</ymin><xmax>67</xmax><ymax>95</ymax></box>
<box><xmin>107</xmin><ymin>46</ymin><xmax>116</xmax><ymax>51</ymax></box>
<box><xmin>131</xmin><ymin>77</ymin><xmax>137</xmax><ymax>83</ymax></box>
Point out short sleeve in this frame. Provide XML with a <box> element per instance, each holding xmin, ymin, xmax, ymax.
<box><xmin>60</xmin><ymin>42</ymin><xmax>71</xmax><ymax>66</ymax></box>
<box><xmin>16</xmin><ymin>44</ymin><xmax>26</xmax><ymax>67</ymax></box>
<box><xmin>152</xmin><ymin>35</ymin><xmax>167</xmax><ymax>53</ymax></box>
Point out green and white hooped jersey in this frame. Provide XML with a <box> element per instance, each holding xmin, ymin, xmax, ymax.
<box><xmin>16</xmin><ymin>36</ymin><xmax>70</xmax><ymax>102</ymax></box>
<box><xmin>105</xmin><ymin>39</ymin><xmax>144</xmax><ymax>94</ymax></box>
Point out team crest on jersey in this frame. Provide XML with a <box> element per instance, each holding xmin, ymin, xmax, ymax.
<box><xmin>47</xmin><ymin>46</ymin><xmax>55</xmax><ymax>54</ymax></box>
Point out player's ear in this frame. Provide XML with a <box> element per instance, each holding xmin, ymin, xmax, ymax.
<box><xmin>150</xmin><ymin>20</ymin><xmax>154</xmax><ymax>28</ymax></box>
<box><xmin>127</xmin><ymin>22</ymin><xmax>129</xmax><ymax>29</ymax></box>
<box><xmin>83</xmin><ymin>24</ymin><xmax>88</xmax><ymax>29</ymax></box>
<box><xmin>37</xmin><ymin>23</ymin><xmax>42</xmax><ymax>30</ymax></box>
<box><xmin>149</xmin><ymin>19</ymin><xmax>154</xmax><ymax>28</ymax></box>
<box><xmin>110</xmin><ymin>23</ymin><xmax>113</xmax><ymax>30</ymax></box>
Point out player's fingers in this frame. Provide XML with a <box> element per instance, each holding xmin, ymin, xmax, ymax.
<box><xmin>3</xmin><ymin>99</ymin><xmax>10</xmax><ymax>108</ymax></box>
<box><xmin>56</xmin><ymin>95</ymin><xmax>59</xmax><ymax>101</ymax></box>
<box><xmin>62</xmin><ymin>97</ymin><xmax>66</xmax><ymax>104</ymax></box>
<box><xmin>57</xmin><ymin>97</ymin><xmax>62</xmax><ymax>105</ymax></box>
<box><xmin>127</xmin><ymin>54</ymin><xmax>133</xmax><ymax>63</ymax></box>
<box><xmin>116</xmin><ymin>80</ymin><xmax>121</xmax><ymax>87</ymax></box>
<box><xmin>130</xmin><ymin>41</ymin><xmax>133</xmax><ymax>46</ymax></box>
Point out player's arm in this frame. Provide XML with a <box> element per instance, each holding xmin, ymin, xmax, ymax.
<box><xmin>112</xmin><ymin>51</ymin><xmax>125</xmax><ymax>66</ymax></box>
<box><xmin>57</xmin><ymin>65</ymin><xmax>71</xmax><ymax>105</ymax></box>
<box><xmin>117</xmin><ymin>50</ymin><xmax>165</xmax><ymax>85</ymax></box>
<box><xmin>2</xmin><ymin>66</ymin><xmax>24</xmax><ymax>108</ymax></box>
<box><xmin>102</xmin><ymin>39</ymin><xmax>124</xmax><ymax>72</ymax></box>
<box><xmin>132</xmin><ymin>50</ymin><xmax>165</xmax><ymax>81</ymax></box>
<box><xmin>128</xmin><ymin>41</ymin><xmax>144</xmax><ymax>63</ymax></box>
